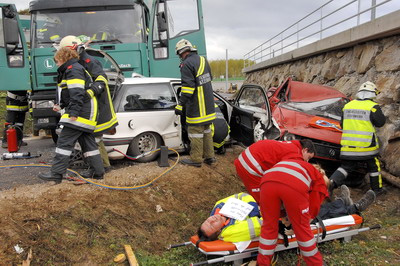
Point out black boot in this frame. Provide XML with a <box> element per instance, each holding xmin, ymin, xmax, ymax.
<box><xmin>355</xmin><ymin>190</ymin><xmax>376</xmax><ymax>212</ymax></box>
<box><xmin>38</xmin><ymin>172</ymin><xmax>63</xmax><ymax>184</ymax></box>
<box><xmin>80</xmin><ymin>169</ymin><xmax>104</xmax><ymax>179</ymax></box>
<box><xmin>204</xmin><ymin>157</ymin><xmax>217</xmax><ymax>165</ymax></box>
<box><xmin>180</xmin><ymin>158</ymin><xmax>202</xmax><ymax>167</ymax></box>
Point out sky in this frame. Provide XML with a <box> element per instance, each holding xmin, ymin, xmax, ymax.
<box><xmin>9</xmin><ymin>0</ymin><xmax>400</xmax><ymax>60</ymax></box>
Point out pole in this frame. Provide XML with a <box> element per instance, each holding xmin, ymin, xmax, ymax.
<box><xmin>371</xmin><ymin>0</ymin><xmax>376</xmax><ymax>20</ymax></box>
<box><xmin>225</xmin><ymin>49</ymin><xmax>228</xmax><ymax>92</ymax></box>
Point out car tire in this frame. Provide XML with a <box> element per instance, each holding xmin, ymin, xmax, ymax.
<box><xmin>127</xmin><ymin>132</ymin><xmax>162</xmax><ymax>163</ymax></box>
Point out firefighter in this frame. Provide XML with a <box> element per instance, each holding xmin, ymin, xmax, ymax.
<box><xmin>58</xmin><ymin>35</ymin><xmax>118</xmax><ymax>176</ymax></box>
<box><xmin>38</xmin><ymin>47</ymin><xmax>104</xmax><ymax>183</ymax></box>
<box><xmin>212</xmin><ymin>104</ymin><xmax>229</xmax><ymax>154</ymax></box>
<box><xmin>234</xmin><ymin>139</ymin><xmax>315</xmax><ymax>203</ymax></box>
<box><xmin>257</xmin><ymin>159</ymin><xmax>329</xmax><ymax>265</ymax></box>
<box><xmin>2</xmin><ymin>90</ymin><xmax>29</xmax><ymax>148</ymax></box>
<box><xmin>329</xmin><ymin>81</ymin><xmax>386</xmax><ymax>196</ymax></box>
<box><xmin>174</xmin><ymin>39</ymin><xmax>216</xmax><ymax>167</ymax></box>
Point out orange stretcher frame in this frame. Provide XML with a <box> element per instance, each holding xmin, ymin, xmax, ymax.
<box><xmin>170</xmin><ymin>214</ymin><xmax>381</xmax><ymax>266</ymax></box>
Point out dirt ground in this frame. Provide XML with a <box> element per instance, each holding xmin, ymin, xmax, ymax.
<box><xmin>0</xmin><ymin>144</ymin><xmax>399</xmax><ymax>265</ymax></box>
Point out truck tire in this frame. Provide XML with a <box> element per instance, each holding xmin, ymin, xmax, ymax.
<box><xmin>127</xmin><ymin>132</ymin><xmax>162</xmax><ymax>163</ymax></box>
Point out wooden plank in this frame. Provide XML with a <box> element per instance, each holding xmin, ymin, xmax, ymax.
<box><xmin>124</xmin><ymin>245</ymin><xmax>139</xmax><ymax>266</ymax></box>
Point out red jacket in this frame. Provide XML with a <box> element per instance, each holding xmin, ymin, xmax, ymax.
<box><xmin>239</xmin><ymin>140</ymin><xmax>303</xmax><ymax>177</ymax></box>
<box><xmin>260</xmin><ymin>159</ymin><xmax>329</xmax><ymax>219</ymax></box>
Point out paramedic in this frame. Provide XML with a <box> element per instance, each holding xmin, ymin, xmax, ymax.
<box><xmin>235</xmin><ymin>139</ymin><xmax>315</xmax><ymax>203</ymax></box>
<box><xmin>329</xmin><ymin>81</ymin><xmax>386</xmax><ymax>196</ymax></box>
<box><xmin>2</xmin><ymin>90</ymin><xmax>29</xmax><ymax>148</ymax></box>
<box><xmin>257</xmin><ymin>160</ymin><xmax>328</xmax><ymax>265</ymax></box>
<box><xmin>38</xmin><ymin>47</ymin><xmax>104</xmax><ymax>183</ymax></box>
<box><xmin>174</xmin><ymin>39</ymin><xmax>216</xmax><ymax>167</ymax></box>
<box><xmin>58</xmin><ymin>35</ymin><xmax>118</xmax><ymax>176</ymax></box>
<box><xmin>197</xmin><ymin>187</ymin><xmax>375</xmax><ymax>243</ymax></box>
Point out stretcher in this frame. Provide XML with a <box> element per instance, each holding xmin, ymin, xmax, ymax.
<box><xmin>169</xmin><ymin>214</ymin><xmax>381</xmax><ymax>266</ymax></box>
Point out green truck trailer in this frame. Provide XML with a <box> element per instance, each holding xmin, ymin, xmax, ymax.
<box><xmin>0</xmin><ymin>0</ymin><xmax>206</xmax><ymax>135</ymax></box>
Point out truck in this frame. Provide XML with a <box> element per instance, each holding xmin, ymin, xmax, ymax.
<box><xmin>0</xmin><ymin>0</ymin><xmax>207</xmax><ymax>139</ymax></box>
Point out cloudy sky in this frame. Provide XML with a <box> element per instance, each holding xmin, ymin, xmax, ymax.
<box><xmin>10</xmin><ymin>0</ymin><xmax>400</xmax><ymax>60</ymax></box>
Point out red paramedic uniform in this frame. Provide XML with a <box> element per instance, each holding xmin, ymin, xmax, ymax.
<box><xmin>234</xmin><ymin>140</ymin><xmax>304</xmax><ymax>203</ymax></box>
<box><xmin>258</xmin><ymin>159</ymin><xmax>329</xmax><ymax>266</ymax></box>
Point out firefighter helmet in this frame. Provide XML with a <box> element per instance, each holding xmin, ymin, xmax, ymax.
<box><xmin>358</xmin><ymin>81</ymin><xmax>379</xmax><ymax>95</ymax></box>
<box><xmin>59</xmin><ymin>35</ymin><xmax>82</xmax><ymax>50</ymax></box>
<box><xmin>175</xmin><ymin>39</ymin><xmax>197</xmax><ymax>55</ymax></box>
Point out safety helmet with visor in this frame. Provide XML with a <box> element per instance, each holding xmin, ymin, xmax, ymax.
<box><xmin>356</xmin><ymin>81</ymin><xmax>379</xmax><ymax>100</ymax></box>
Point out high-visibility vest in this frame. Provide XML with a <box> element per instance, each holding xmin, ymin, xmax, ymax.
<box><xmin>340</xmin><ymin>100</ymin><xmax>379</xmax><ymax>157</ymax></box>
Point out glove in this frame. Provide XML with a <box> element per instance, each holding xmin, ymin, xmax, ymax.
<box><xmin>175</xmin><ymin>104</ymin><xmax>183</xmax><ymax>116</ymax></box>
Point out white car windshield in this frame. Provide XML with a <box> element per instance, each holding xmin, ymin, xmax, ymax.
<box><xmin>281</xmin><ymin>97</ymin><xmax>348</xmax><ymax>121</ymax></box>
<box><xmin>118</xmin><ymin>83</ymin><xmax>177</xmax><ymax>112</ymax></box>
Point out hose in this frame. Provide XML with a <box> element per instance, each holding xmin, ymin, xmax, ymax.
<box><xmin>0</xmin><ymin>147</ymin><xmax>180</xmax><ymax>190</ymax></box>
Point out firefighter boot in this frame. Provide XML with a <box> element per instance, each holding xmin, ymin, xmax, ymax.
<box><xmin>204</xmin><ymin>157</ymin><xmax>217</xmax><ymax>165</ymax></box>
<box><xmin>80</xmin><ymin>169</ymin><xmax>104</xmax><ymax>179</ymax></box>
<box><xmin>354</xmin><ymin>190</ymin><xmax>376</xmax><ymax>212</ymax></box>
<box><xmin>180</xmin><ymin>158</ymin><xmax>202</xmax><ymax>168</ymax></box>
<box><xmin>336</xmin><ymin>185</ymin><xmax>353</xmax><ymax>206</ymax></box>
<box><xmin>38</xmin><ymin>172</ymin><xmax>63</xmax><ymax>184</ymax></box>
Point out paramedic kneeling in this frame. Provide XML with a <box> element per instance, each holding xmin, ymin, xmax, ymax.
<box><xmin>258</xmin><ymin>160</ymin><xmax>329</xmax><ymax>266</ymax></box>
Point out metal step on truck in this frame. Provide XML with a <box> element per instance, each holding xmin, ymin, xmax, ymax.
<box><xmin>0</xmin><ymin>0</ymin><xmax>207</xmax><ymax>141</ymax></box>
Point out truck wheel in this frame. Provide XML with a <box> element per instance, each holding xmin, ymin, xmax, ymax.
<box><xmin>51</xmin><ymin>129</ymin><xmax>58</xmax><ymax>144</ymax></box>
<box><xmin>127</xmin><ymin>132</ymin><xmax>162</xmax><ymax>163</ymax></box>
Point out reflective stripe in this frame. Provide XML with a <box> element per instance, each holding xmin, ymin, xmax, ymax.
<box><xmin>94</xmin><ymin>117</ymin><xmax>118</xmax><ymax>133</ymax></box>
<box><xmin>259</xmin><ymin>236</ymin><xmax>277</xmax><ymax>245</ymax></box>
<box><xmin>337</xmin><ymin>167</ymin><xmax>348</xmax><ymax>177</ymax></box>
<box><xmin>197</xmin><ymin>86</ymin><xmax>205</xmax><ymax>117</ymax></box>
<box><xmin>60</xmin><ymin>114</ymin><xmax>97</xmax><ymax>131</ymax></box>
<box><xmin>298</xmin><ymin>238</ymin><xmax>316</xmax><ymax>247</ymax></box>
<box><xmin>238</xmin><ymin>154</ymin><xmax>262</xmax><ymax>177</ymax></box>
<box><xmin>67</xmin><ymin>79</ymin><xmax>85</xmax><ymax>89</ymax></box>
<box><xmin>83</xmin><ymin>150</ymin><xmax>100</xmax><ymax>157</ymax></box>
<box><xmin>14</xmin><ymin>123</ymin><xmax>24</xmax><ymax>127</ymax></box>
<box><xmin>258</xmin><ymin>247</ymin><xmax>275</xmax><ymax>256</ymax></box>
<box><xmin>175</xmin><ymin>105</ymin><xmax>183</xmax><ymax>111</ymax></box>
<box><xmin>369</xmin><ymin>172</ymin><xmax>380</xmax><ymax>177</ymax></box>
<box><xmin>300</xmin><ymin>247</ymin><xmax>319</xmax><ymax>257</ymax></box>
<box><xmin>7</xmin><ymin>92</ymin><xmax>27</xmax><ymax>101</ymax></box>
<box><xmin>186</xmin><ymin>112</ymin><xmax>216</xmax><ymax>124</ymax></box>
<box><xmin>265</xmin><ymin>167</ymin><xmax>311</xmax><ymax>187</ymax></box>
<box><xmin>341</xmin><ymin>136</ymin><xmax>372</xmax><ymax>143</ymax></box>
<box><xmin>204</xmin><ymin>128</ymin><xmax>212</xmax><ymax>134</ymax></box>
<box><xmin>196</xmin><ymin>56</ymin><xmax>205</xmax><ymax>77</ymax></box>
<box><xmin>341</xmin><ymin>149</ymin><xmax>379</xmax><ymax>157</ymax></box>
<box><xmin>245</xmin><ymin>148</ymin><xmax>264</xmax><ymax>175</ymax></box>
<box><xmin>248</xmin><ymin>218</ymin><xmax>256</xmax><ymax>239</ymax></box>
<box><xmin>55</xmin><ymin>147</ymin><xmax>72</xmax><ymax>156</ymax></box>
<box><xmin>87</xmin><ymin>89</ymin><xmax>94</xmax><ymax>98</ymax></box>
<box><xmin>6</xmin><ymin>105</ymin><xmax>29</xmax><ymax>111</ymax></box>
<box><xmin>275</xmin><ymin>161</ymin><xmax>311</xmax><ymax>183</ymax></box>
<box><xmin>238</xmin><ymin>192</ymin><xmax>249</xmax><ymax>200</ymax></box>
<box><xmin>188</xmin><ymin>133</ymin><xmax>203</xmax><ymax>138</ymax></box>
<box><xmin>342</xmin><ymin>129</ymin><xmax>373</xmax><ymax>136</ymax></box>
<box><xmin>181</xmin><ymin>86</ymin><xmax>195</xmax><ymax>94</ymax></box>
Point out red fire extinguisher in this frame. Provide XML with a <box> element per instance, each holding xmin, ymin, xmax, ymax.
<box><xmin>6</xmin><ymin>126</ymin><xmax>19</xmax><ymax>152</ymax></box>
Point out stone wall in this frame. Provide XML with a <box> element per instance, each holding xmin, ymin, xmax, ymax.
<box><xmin>245</xmin><ymin>34</ymin><xmax>400</xmax><ymax>176</ymax></box>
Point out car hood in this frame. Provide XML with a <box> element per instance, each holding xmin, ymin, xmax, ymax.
<box><xmin>289</xmin><ymin>81</ymin><xmax>346</xmax><ymax>102</ymax></box>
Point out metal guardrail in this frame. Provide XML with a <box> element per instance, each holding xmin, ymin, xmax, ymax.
<box><xmin>243</xmin><ymin>0</ymin><xmax>398</xmax><ymax>68</ymax></box>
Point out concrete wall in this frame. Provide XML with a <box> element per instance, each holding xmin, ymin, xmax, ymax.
<box><xmin>243</xmin><ymin>11</ymin><xmax>400</xmax><ymax>176</ymax></box>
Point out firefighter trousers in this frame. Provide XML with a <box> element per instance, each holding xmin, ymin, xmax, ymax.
<box><xmin>188</xmin><ymin>124</ymin><xmax>214</xmax><ymax>163</ymax></box>
<box><xmin>258</xmin><ymin>181</ymin><xmax>323</xmax><ymax>266</ymax></box>
<box><xmin>52</xmin><ymin>126</ymin><xmax>104</xmax><ymax>176</ymax></box>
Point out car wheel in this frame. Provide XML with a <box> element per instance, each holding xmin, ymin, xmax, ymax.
<box><xmin>127</xmin><ymin>132</ymin><xmax>162</xmax><ymax>163</ymax></box>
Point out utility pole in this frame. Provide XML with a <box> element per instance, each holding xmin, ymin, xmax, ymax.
<box><xmin>225</xmin><ymin>49</ymin><xmax>228</xmax><ymax>92</ymax></box>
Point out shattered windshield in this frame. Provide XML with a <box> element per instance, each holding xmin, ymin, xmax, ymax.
<box><xmin>281</xmin><ymin>97</ymin><xmax>348</xmax><ymax>121</ymax></box>
<box><xmin>32</xmin><ymin>7</ymin><xmax>145</xmax><ymax>48</ymax></box>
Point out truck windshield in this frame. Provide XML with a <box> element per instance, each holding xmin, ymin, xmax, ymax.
<box><xmin>32</xmin><ymin>7</ymin><xmax>145</xmax><ymax>48</ymax></box>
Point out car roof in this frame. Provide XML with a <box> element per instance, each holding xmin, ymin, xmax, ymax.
<box><xmin>122</xmin><ymin>77</ymin><xmax>181</xmax><ymax>85</ymax></box>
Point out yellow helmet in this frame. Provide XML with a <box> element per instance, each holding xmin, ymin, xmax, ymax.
<box><xmin>175</xmin><ymin>39</ymin><xmax>197</xmax><ymax>55</ymax></box>
<box><xmin>59</xmin><ymin>35</ymin><xmax>82</xmax><ymax>50</ymax></box>
<box><xmin>358</xmin><ymin>81</ymin><xmax>379</xmax><ymax>95</ymax></box>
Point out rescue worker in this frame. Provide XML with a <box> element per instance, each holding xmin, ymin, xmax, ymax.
<box><xmin>329</xmin><ymin>81</ymin><xmax>386</xmax><ymax>196</ymax></box>
<box><xmin>257</xmin><ymin>159</ymin><xmax>329</xmax><ymax>265</ymax></box>
<box><xmin>58</xmin><ymin>35</ymin><xmax>118</xmax><ymax>176</ymax></box>
<box><xmin>235</xmin><ymin>139</ymin><xmax>315</xmax><ymax>203</ymax></box>
<box><xmin>38</xmin><ymin>47</ymin><xmax>104</xmax><ymax>183</ymax></box>
<box><xmin>2</xmin><ymin>90</ymin><xmax>29</xmax><ymax>148</ymax></box>
<box><xmin>174</xmin><ymin>39</ymin><xmax>216</xmax><ymax>167</ymax></box>
<box><xmin>212</xmin><ymin>104</ymin><xmax>229</xmax><ymax>154</ymax></box>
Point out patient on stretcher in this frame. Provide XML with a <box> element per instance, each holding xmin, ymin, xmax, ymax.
<box><xmin>197</xmin><ymin>187</ymin><xmax>375</xmax><ymax>243</ymax></box>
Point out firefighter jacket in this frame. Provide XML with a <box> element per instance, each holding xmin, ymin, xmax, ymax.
<box><xmin>340</xmin><ymin>99</ymin><xmax>386</xmax><ymax>160</ymax></box>
<box><xmin>6</xmin><ymin>91</ymin><xmax>28</xmax><ymax>112</ymax></box>
<box><xmin>238</xmin><ymin>140</ymin><xmax>303</xmax><ymax>178</ymax></box>
<box><xmin>210</xmin><ymin>192</ymin><xmax>262</xmax><ymax>242</ymax></box>
<box><xmin>176</xmin><ymin>52</ymin><xmax>216</xmax><ymax>126</ymax></box>
<box><xmin>79</xmin><ymin>50</ymin><xmax>118</xmax><ymax>135</ymax></box>
<box><xmin>211</xmin><ymin>104</ymin><xmax>229</xmax><ymax>148</ymax></box>
<box><xmin>57</xmin><ymin>58</ymin><xmax>98</xmax><ymax>133</ymax></box>
<box><xmin>260</xmin><ymin>159</ymin><xmax>329</xmax><ymax>219</ymax></box>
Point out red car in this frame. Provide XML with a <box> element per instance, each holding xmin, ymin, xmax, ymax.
<box><xmin>219</xmin><ymin>77</ymin><xmax>349</xmax><ymax>161</ymax></box>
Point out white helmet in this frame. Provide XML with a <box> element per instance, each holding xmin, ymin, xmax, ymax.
<box><xmin>358</xmin><ymin>81</ymin><xmax>379</xmax><ymax>94</ymax></box>
<box><xmin>175</xmin><ymin>39</ymin><xmax>197</xmax><ymax>55</ymax></box>
<box><xmin>59</xmin><ymin>35</ymin><xmax>82</xmax><ymax>50</ymax></box>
